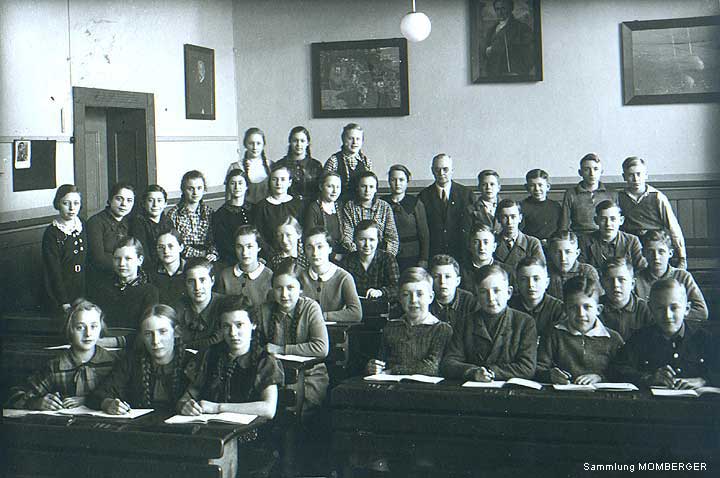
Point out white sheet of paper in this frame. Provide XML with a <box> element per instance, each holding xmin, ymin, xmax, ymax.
<box><xmin>462</xmin><ymin>381</ymin><xmax>507</xmax><ymax>388</ymax></box>
<box><xmin>165</xmin><ymin>412</ymin><xmax>257</xmax><ymax>425</ymax></box>
<box><xmin>4</xmin><ymin>406</ymin><xmax>153</xmax><ymax>419</ymax></box>
<box><xmin>552</xmin><ymin>384</ymin><xmax>596</xmax><ymax>392</ymax></box>
<box><xmin>274</xmin><ymin>353</ymin><xmax>317</xmax><ymax>363</ymax></box>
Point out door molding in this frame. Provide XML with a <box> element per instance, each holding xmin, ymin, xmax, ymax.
<box><xmin>72</xmin><ymin>87</ymin><xmax>156</xmax><ymax>216</ymax></box>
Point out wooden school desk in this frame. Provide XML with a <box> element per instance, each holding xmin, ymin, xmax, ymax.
<box><xmin>2</xmin><ymin>410</ymin><xmax>265</xmax><ymax>478</ymax></box>
<box><xmin>331</xmin><ymin>378</ymin><xmax>720</xmax><ymax>476</ymax></box>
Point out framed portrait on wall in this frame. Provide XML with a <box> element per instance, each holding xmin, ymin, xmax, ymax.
<box><xmin>13</xmin><ymin>140</ymin><xmax>31</xmax><ymax>170</ymax></box>
<box><xmin>621</xmin><ymin>15</ymin><xmax>720</xmax><ymax>105</ymax></box>
<box><xmin>311</xmin><ymin>38</ymin><xmax>409</xmax><ymax>118</ymax></box>
<box><xmin>184</xmin><ymin>44</ymin><xmax>216</xmax><ymax>120</ymax></box>
<box><xmin>470</xmin><ymin>0</ymin><xmax>543</xmax><ymax>83</ymax></box>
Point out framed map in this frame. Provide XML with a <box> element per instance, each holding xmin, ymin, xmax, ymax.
<box><xmin>311</xmin><ymin>38</ymin><xmax>409</xmax><ymax>117</ymax></box>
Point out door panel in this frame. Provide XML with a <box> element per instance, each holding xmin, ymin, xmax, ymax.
<box><xmin>83</xmin><ymin>107</ymin><xmax>109</xmax><ymax>216</ymax></box>
<box><xmin>106</xmin><ymin>108</ymin><xmax>148</xmax><ymax>192</ymax></box>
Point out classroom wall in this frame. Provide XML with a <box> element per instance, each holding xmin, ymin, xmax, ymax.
<box><xmin>0</xmin><ymin>0</ymin><xmax>238</xmax><ymax>221</ymax></box>
<box><xmin>233</xmin><ymin>0</ymin><xmax>720</xmax><ymax>184</ymax></box>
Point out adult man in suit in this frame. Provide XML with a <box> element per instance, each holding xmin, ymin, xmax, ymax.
<box><xmin>419</xmin><ymin>154</ymin><xmax>474</xmax><ymax>262</ymax></box>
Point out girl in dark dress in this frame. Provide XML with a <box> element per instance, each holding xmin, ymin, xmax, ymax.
<box><xmin>213</xmin><ymin>169</ymin><xmax>253</xmax><ymax>268</ymax></box>
<box><xmin>42</xmin><ymin>184</ymin><xmax>87</xmax><ymax>316</ymax></box>
<box><xmin>253</xmin><ymin>165</ymin><xmax>303</xmax><ymax>257</ymax></box>
<box><xmin>180</xmin><ymin>296</ymin><xmax>284</xmax><ymax>419</ymax></box>
<box><xmin>129</xmin><ymin>185</ymin><xmax>173</xmax><ymax>269</ymax></box>
<box><xmin>303</xmin><ymin>172</ymin><xmax>346</xmax><ymax>261</ymax></box>
<box><xmin>88</xmin><ymin>304</ymin><xmax>197</xmax><ymax>413</ymax></box>
<box><xmin>381</xmin><ymin>164</ymin><xmax>430</xmax><ymax>271</ymax></box>
<box><xmin>149</xmin><ymin>229</ymin><xmax>187</xmax><ymax>306</ymax></box>
<box><xmin>275</xmin><ymin>126</ymin><xmax>323</xmax><ymax>204</ymax></box>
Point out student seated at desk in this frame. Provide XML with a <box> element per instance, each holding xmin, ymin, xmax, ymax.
<box><xmin>615</xmin><ymin>279</ymin><xmax>717</xmax><ymax>390</ymax></box>
<box><xmin>180</xmin><ymin>297</ymin><xmax>284</xmax><ymax>419</ymax></box>
<box><xmin>367</xmin><ymin>267</ymin><xmax>452</xmax><ymax>376</ymax></box>
<box><xmin>536</xmin><ymin>276</ymin><xmax>624</xmax><ymax>385</ymax></box>
<box><xmin>546</xmin><ymin>230</ymin><xmax>600</xmax><ymax>300</ymax></box>
<box><xmin>258</xmin><ymin>259</ymin><xmax>329</xmax><ymax>416</ymax></box>
<box><xmin>509</xmin><ymin>257</ymin><xmax>564</xmax><ymax>338</ymax></box>
<box><xmin>599</xmin><ymin>258</ymin><xmax>653</xmax><ymax>341</ymax></box>
<box><xmin>149</xmin><ymin>230</ymin><xmax>187</xmax><ymax>306</ymax></box>
<box><xmin>5</xmin><ymin>300</ymin><xmax>117</xmax><ymax>410</ymax></box>
<box><xmin>89</xmin><ymin>237</ymin><xmax>159</xmax><ymax>338</ymax></box>
<box><xmin>215</xmin><ymin>224</ymin><xmax>273</xmax><ymax>308</ymax></box>
<box><xmin>429</xmin><ymin>254</ymin><xmax>477</xmax><ymax>330</ymax></box>
<box><xmin>441</xmin><ymin>265</ymin><xmax>537</xmax><ymax>381</ymax></box>
<box><xmin>173</xmin><ymin>258</ymin><xmax>225</xmax><ymax>351</ymax></box>
<box><xmin>87</xmin><ymin>304</ymin><xmax>197</xmax><ymax>413</ymax></box>
<box><xmin>341</xmin><ymin>219</ymin><xmax>399</xmax><ymax>302</ymax></box>
<box><xmin>634</xmin><ymin>230</ymin><xmax>708</xmax><ymax>320</ymax></box>
<box><xmin>268</xmin><ymin>216</ymin><xmax>309</xmax><ymax>271</ymax></box>
<box><xmin>300</xmin><ymin>226</ymin><xmax>362</xmax><ymax>322</ymax></box>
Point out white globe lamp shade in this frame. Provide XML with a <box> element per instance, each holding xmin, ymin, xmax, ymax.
<box><xmin>401</xmin><ymin>11</ymin><xmax>431</xmax><ymax>42</ymax></box>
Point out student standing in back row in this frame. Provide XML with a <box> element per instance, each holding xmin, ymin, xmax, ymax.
<box><xmin>560</xmin><ymin>153</ymin><xmax>616</xmax><ymax>238</ymax></box>
<box><xmin>324</xmin><ymin>123</ymin><xmax>372</xmax><ymax>202</ymax></box>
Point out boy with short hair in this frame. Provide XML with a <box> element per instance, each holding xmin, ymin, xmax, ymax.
<box><xmin>519</xmin><ymin>169</ymin><xmax>561</xmax><ymax>243</ymax></box>
<box><xmin>560</xmin><ymin>153</ymin><xmax>616</xmax><ymax>236</ymax></box>
<box><xmin>536</xmin><ymin>276</ymin><xmax>624</xmax><ymax>385</ymax></box>
<box><xmin>462</xmin><ymin>224</ymin><xmax>514</xmax><ymax>294</ymax></box>
<box><xmin>215</xmin><ymin>225</ymin><xmax>273</xmax><ymax>308</ymax></box>
<box><xmin>341</xmin><ymin>219</ymin><xmax>400</xmax><ymax>301</ymax></box>
<box><xmin>366</xmin><ymin>267</ymin><xmax>453</xmax><ymax>376</ymax></box>
<box><xmin>466</xmin><ymin>169</ymin><xmax>502</xmax><ymax>233</ymax></box>
<box><xmin>494</xmin><ymin>199</ymin><xmax>545</xmax><ymax>272</ymax></box>
<box><xmin>579</xmin><ymin>200</ymin><xmax>646</xmax><ymax>272</ymax></box>
<box><xmin>509</xmin><ymin>257</ymin><xmax>564</xmax><ymax>337</ymax></box>
<box><xmin>615</xmin><ymin>279</ymin><xmax>716</xmax><ymax>389</ymax></box>
<box><xmin>635</xmin><ymin>231</ymin><xmax>707</xmax><ymax>320</ymax></box>
<box><xmin>441</xmin><ymin>265</ymin><xmax>537</xmax><ymax>381</ymax></box>
<box><xmin>546</xmin><ymin>230</ymin><xmax>600</xmax><ymax>299</ymax></box>
<box><xmin>599</xmin><ymin>258</ymin><xmax>653</xmax><ymax>341</ymax></box>
<box><xmin>429</xmin><ymin>254</ymin><xmax>478</xmax><ymax>330</ymax></box>
<box><xmin>618</xmin><ymin>156</ymin><xmax>687</xmax><ymax>269</ymax></box>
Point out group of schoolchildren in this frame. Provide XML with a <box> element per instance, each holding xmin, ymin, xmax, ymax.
<box><xmin>6</xmin><ymin>123</ymin><xmax>717</xmax><ymax>431</ymax></box>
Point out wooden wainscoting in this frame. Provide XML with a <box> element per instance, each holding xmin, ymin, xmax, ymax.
<box><xmin>1</xmin><ymin>181</ymin><xmax>718</xmax><ymax>315</ymax></box>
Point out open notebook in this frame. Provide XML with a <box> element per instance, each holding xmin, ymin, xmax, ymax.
<box><xmin>553</xmin><ymin>383</ymin><xmax>639</xmax><ymax>392</ymax></box>
<box><xmin>462</xmin><ymin>378</ymin><xmax>543</xmax><ymax>390</ymax></box>
<box><xmin>651</xmin><ymin>386</ymin><xmax>720</xmax><ymax>398</ymax></box>
<box><xmin>3</xmin><ymin>406</ymin><xmax>153</xmax><ymax>419</ymax></box>
<box><xmin>165</xmin><ymin>412</ymin><xmax>257</xmax><ymax>425</ymax></box>
<box><xmin>364</xmin><ymin>374</ymin><xmax>444</xmax><ymax>384</ymax></box>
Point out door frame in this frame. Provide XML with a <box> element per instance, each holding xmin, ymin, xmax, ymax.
<box><xmin>72</xmin><ymin>87</ymin><xmax>157</xmax><ymax>216</ymax></box>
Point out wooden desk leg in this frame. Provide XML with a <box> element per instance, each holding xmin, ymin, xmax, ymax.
<box><xmin>210</xmin><ymin>437</ymin><xmax>238</xmax><ymax>478</ymax></box>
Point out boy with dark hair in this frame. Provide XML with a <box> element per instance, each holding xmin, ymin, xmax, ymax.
<box><xmin>494</xmin><ymin>199</ymin><xmax>545</xmax><ymax>272</ymax></box>
<box><xmin>546</xmin><ymin>230</ymin><xmax>600</xmax><ymax>299</ymax></box>
<box><xmin>520</xmin><ymin>169</ymin><xmax>561</xmax><ymax>243</ymax></box>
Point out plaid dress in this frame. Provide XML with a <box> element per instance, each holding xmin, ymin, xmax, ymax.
<box><xmin>167</xmin><ymin>201</ymin><xmax>219</xmax><ymax>259</ymax></box>
<box><xmin>5</xmin><ymin>347</ymin><xmax>117</xmax><ymax>408</ymax></box>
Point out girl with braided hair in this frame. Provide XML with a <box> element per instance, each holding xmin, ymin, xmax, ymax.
<box><xmin>179</xmin><ymin>296</ymin><xmax>284</xmax><ymax>419</ymax></box>
<box><xmin>87</xmin><ymin>304</ymin><xmax>198</xmax><ymax>414</ymax></box>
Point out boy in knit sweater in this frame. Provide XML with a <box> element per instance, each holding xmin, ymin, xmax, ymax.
<box><xmin>599</xmin><ymin>258</ymin><xmax>653</xmax><ymax>341</ymax></box>
<box><xmin>536</xmin><ymin>275</ymin><xmax>624</xmax><ymax>385</ymax></box>
<box><xmin>546</xmin><ymin>230</ymin><xmax>600</xmax><ymax>299</ymax></box>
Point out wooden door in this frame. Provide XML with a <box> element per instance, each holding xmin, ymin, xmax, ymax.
<box><xmin>106</xmin><ymin>107</ymin><xmax>148</xmax><ymax>192</ymax></box>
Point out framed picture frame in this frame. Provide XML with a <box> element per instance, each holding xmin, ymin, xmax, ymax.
<box><xmin>621</xmin><ymin>16</ymin><xmax>720</xmax><ymax>105</ymax></box>
<box><xmin>13</xmin><ymin>140</ymin><xmax>31</xmax><ymax>170</ymax></box>
<box><xmin>311</xmin><ymin>38</ymin><xmax>409</xmax><ymax>118</ymax></box>
<box><xmin>470</xmin><ymin>0</ymin><xmax>543</xmax><ymax>83</ymax></box>
<box><xmin>184</xmin><ymin>44</ymin><xmax>216</xmax><ymax>120</ymax></box>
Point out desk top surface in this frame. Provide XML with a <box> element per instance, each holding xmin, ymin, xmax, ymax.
<box><xmin>331</xmin><ymin>378</ymin><xmax>720</xmax><ymax>426</ymax></box>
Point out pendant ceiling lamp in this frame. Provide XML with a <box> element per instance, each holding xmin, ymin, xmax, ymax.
<box><xmin>400</xmin><ymin>0</ymin><xmax>431</xmax><ymax>42</ymax></box>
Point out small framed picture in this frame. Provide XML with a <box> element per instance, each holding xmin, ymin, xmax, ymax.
<box><xmin>13</xmin><ymin>140</ymin><xmax>31</xmax><ymax>170</ymax></box>
<box><xmin>621</xmin><ymin>15</ymin><xmax>720</xmax><ymax>105</ymax></box>
<box><xmin>184</xmin><ymin>44</ymin><xmax>216</xmax><ymax>120</ymax></box>
<box><xmin>470</xmin><ymin>0</ymin><xmax>543</xmax><ymax>83</ymax></box>
<box><xmin>311</xmin><ymin>38</ymin><xmax>410</xmax><ymax>118</ymax></box>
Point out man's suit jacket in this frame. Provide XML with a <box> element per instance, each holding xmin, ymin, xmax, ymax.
<box><xmin>419</xmin><ymin>182</ymin><xmax>474</xmax><ymax>259</ymax></box>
